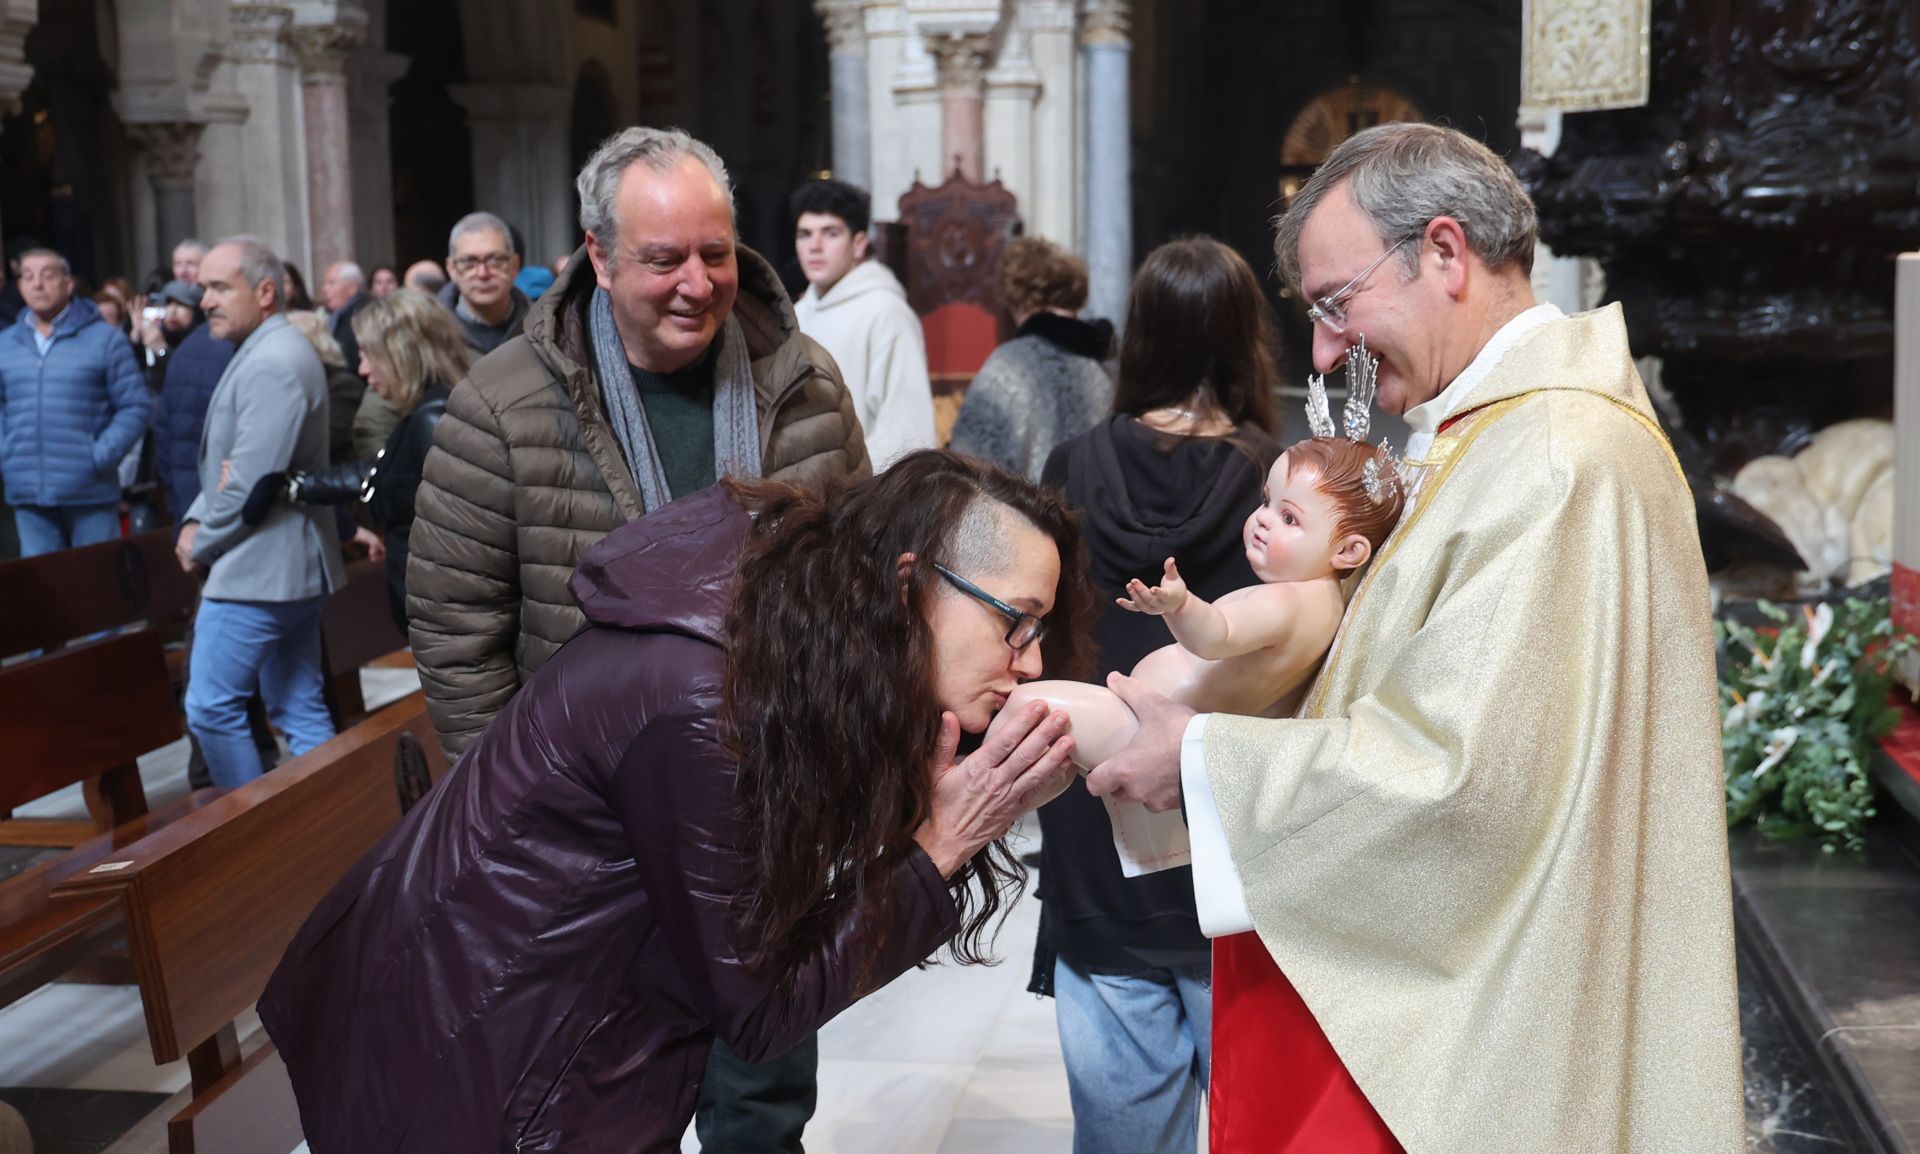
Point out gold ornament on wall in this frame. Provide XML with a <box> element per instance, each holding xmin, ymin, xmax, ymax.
<box><xmin>1281</xmin><ymin>85</ymin><xmax>1423</xmax><ymax>170</ymax></box>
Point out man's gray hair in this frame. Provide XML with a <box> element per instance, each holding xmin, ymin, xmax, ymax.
<box><xmin>1274</xmin><ymin>122</ymin><xmax>1537</xmax><ymax>294</ymax></box>
<box><xmin>447</xmin><ymin>212</ymin><xmax>514</xmax><ymax>256</ymax></box>
<box><xmin>215</xmin><ymin>235</ymin><xmax>287</xmax><ymax>299</ymax></box>
<box><xmin>329</xmin><ymin>260</ymin><xmax>365</xmax><ymax>287</ymax></box>
<box><xmin>18</xmin><ymin>248</ymin><xmax>71</xmax><ymax>277</ymax></box>
<box><xmin>575</xmin><ymin>126</ymin><xmax>734</xmax><ymax>265</ymax></box>
<box><xmin>172</xmin><ymin>238</ymin><xmax>208</xmax><ymax>258</ymax></box>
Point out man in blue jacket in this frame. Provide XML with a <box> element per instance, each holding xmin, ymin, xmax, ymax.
<box><xmin>0</xmin><ymin>248</ymin><xmax>149</xmax><ymax>555</ymax></box>
<box><xmin>150</xmin><ymin>282</ymin><xmax>236</xmax><ymax>524</ymax></box>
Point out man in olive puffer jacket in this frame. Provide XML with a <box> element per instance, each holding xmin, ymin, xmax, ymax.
<box><xmin>407</xmin><ymin>131</ymin><xmax>869</xmax><ymax>759</ymax></box>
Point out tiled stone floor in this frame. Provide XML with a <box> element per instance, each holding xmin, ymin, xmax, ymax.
<box><xmin>0</xmin><ymin>674</ymin><xmax>1874</xmax><ymax>1153</ymax></box>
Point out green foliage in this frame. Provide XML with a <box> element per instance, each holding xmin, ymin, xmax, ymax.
<box><xmin>1719</xmin><ymin>598</ymin><xmax>1915</xmax><ymax>852</ymax></box>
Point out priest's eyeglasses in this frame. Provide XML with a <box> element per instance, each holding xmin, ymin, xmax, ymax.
<box><xmin>1306</xmin><ymin>233</ymin><xmax>1419</xmax><ymax>335</ymax></box>
<box><xmin>934</xmin><ymin>564</ymin><xmax>1048</xmax><ymax>653</ymax></box>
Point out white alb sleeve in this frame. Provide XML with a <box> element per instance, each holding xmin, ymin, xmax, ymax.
<box><xmin>1180</xmin><ymin>714</ymin><xmax>1255</xmax><ymax>937</ymax></box>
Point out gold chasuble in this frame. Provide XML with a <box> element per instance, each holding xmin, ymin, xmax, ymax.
<box><xmin>1203</xmin><ymin>305</ymin><xmax>1745</xmax><ymax>1152</ymax></box>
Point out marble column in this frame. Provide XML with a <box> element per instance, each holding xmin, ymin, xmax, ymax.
<box><xmin>1516</xmin><ymin>108</ymin><xmax>1600</xmax><ymax>314</ymax></box>
<box><xmin>1022</xmin><ymin>0</ymin><xmax>1079</xmax><ymax>246</ymax></box>
<box><xmin>129</xmin><ymin>122</ymin><xmax>207</xmax><ymax>268</ymax></box>
<box><xmin>926</xmin><ymin>30</ymin><xmax>993</xmax><ymax>183</ymax></box>
<box><xmin>447</xmin><ymin>83</ymin><xmax>574</xmax><ymax>267</ymax></box>
<box><xmin>292</xmin><ymin>22</ymin><xmax>363</xmax><ymax>274</ymax></box>
<box><xmin>818</xmin><ymin>1</ymin><xmax>871</xmax><ymax>189</ymax></box>
<box><xmin>349</xmin><ymin>50</ymin><xmax>409</xmax><ymax>266</ymax></box>
<box><xmin>0</xmin><ymin>0</ymin><xmax>37</xmax><ymax>244</ymax></box>
<box><xmin>217</xmin><ymin>3</ymin><xmax>310</xmax><ymax>267</ymax></box>
<box><xmin>1081</xmin><ymin>0</ymin><xmax>1131</xmax><ymax>326</ymax></box>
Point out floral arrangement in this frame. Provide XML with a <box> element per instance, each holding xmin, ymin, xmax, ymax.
<box><xmin>1719</xmin><ymin>598</ymin><xmax>1916</xmax><ymax>852</ymax></box>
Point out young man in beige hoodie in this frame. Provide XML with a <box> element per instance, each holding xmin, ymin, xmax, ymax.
<box><xmin>791</xmin><ymin>179</ymin><xmax>936</xmax><ymax>468</ymax></box>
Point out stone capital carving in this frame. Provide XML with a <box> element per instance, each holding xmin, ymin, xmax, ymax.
<box><xmin>229</xmin><ymin>3</ymin><xmax>295</xmax><ymax>66</ymax></box>
<box><xmin>129</xmin><ymin>121</ymin><xmax>208</xmax><ymax>188</ymax></box>
<box><xmin>291</xmin><ymin>23</ymin><xmax>363</xmax><ymax>82</ymax></box>
<box><xmin>1079</xmin><ymin>0</ymin><xmax>1128</xmax><ymax>46</ymax></box>
<box><xmin>817</xmin><ymin>1</ymin><xmax>868</xmax><ymax>53</ymax></box>
<box><xmin>926</xmin><ymin>29</ymin><xmax>994</xmax><ymax>92</ymax></box>
<box><xmin>0</xmin><ymin>0</ymin><xmax>37</xmax><ymax>114</ymax></box>
<box><xmin>1021</xmin><ymin>0</ymin><xmax>1078</xmax><ymax>32</ymax></box>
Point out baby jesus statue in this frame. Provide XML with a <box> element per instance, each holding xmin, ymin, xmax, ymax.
<box><xmin>990</xmin><ymin>343</ymin><xmax>1407</xmax><ymax>872</ymax></box>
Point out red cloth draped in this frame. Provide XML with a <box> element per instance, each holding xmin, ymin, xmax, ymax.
<box><xmin>1209</xmin><ymin>932</ymin><xmax>1406</xmax><ymax>1154</ymax></box>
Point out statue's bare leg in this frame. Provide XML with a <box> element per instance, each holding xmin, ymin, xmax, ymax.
<box><xmin>987</xmin><ymin>681</ymin><xmax>1141</xmax><ymax>772</ymax></box>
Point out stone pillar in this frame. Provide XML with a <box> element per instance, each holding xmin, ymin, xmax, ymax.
<box><xmin>292</xmin><ymin>21</ymin><xmax>364</xmax><ymax>274</ymax></box>
<box><xmin>128</xmin><ymin>122</ymin><xmax>207</xmax><ymax>269</ymax></box>
<box><xmin>349</xmin><ymin>50</ymin><xmax>409</xmax><ymax>266</ymax></box>
<box><xmin>1081</xmin><ymin>0</ymin><xmax>1130</xmax><ymax>326</ymax></box>
<box><xmin>819</xmin><ymin>1</ymin><xmax>871</xmax><ymax>189</ymax></box>
<box><xmin>926</xmin><ymin>30</ymin><xmax>992</xmax><ymax>182</ymax></box>
<box><xmin>1023</xmin><ymin>0</ymin><xmax>1079</xmax><ymax>246</ymax></box>
<box><xmin>1517</xmin><ymin>108</ymin><xmax>1600</xmax><ymax>314</ymax></box>
<box><xmin>0</xmin><ymin>0</ymin><xmax>35</xmax><ymax>244</ymax></box>
<box><xmin>219</xmin><ymin>3</ymin><xmax>310</xmax><ymax>267</ymax></box>
<box><xmin>984</xmin><ymin>15</ymin><xmax>1041</xmax><ymax>209</ymax></box>
<box><xmin>447</xmin><ymin>83</ymin><xmax>574</xmax><ymax>266</ymax></box>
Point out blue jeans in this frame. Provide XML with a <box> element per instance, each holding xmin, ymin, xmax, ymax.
<box><xmin>13</xmin><ymin>502</ymin><xmax>119</xmax><ymax>556</ymax></box>
<box><xmin>1054</xmin><ymin>956</ymin><xmax>1212</xmax><ymax>1154</ymax></box>
<box><xmin>185</xmin><ymin>596</ymin><xmax>335</xmax><ymax>788</ymax></box>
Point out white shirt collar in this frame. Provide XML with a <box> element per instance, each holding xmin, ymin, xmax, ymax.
<box><xmin>1402</xmin><ymin>303</ymin><xmax>1562</xmax><ymax>459</ymax></box>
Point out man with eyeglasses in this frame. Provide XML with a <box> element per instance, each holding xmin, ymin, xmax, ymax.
<box><xmin>439</xmin><ymin>211</ymin><xmax>530</xmax><ymax>355</ymax></box>
<box><xmin>1086</xmin><ymin>123</ymin><xmax>1742</xmax><ymax>1154</ymax></box>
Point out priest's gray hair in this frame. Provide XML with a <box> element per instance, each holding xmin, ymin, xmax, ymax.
<box><xmin>1274</xmin><ymin>122</ymin><xmax>1537</xmax><ymax>294</ymax></box>
<box><xmin>575</xmin><ymin>126</ymin><xmax>735</xmax><ymax>268</ymax></box>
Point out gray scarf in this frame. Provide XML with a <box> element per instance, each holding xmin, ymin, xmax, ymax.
<box><xmin>589</xmin><ymin>286</ymin><xmax>762</xmax><ymax>513</ymax></box>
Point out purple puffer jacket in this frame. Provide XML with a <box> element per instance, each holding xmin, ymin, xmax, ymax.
<box><xmin>258</xmin><ymin>485</ymin><xmax>961</xmax><ymax>1153</ymax></box>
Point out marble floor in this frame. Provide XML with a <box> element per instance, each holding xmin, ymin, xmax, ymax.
<box><xmin>0</xmin><ymin>667</ymin><xmax>1866</xmax><ymax>1152</ymax></box>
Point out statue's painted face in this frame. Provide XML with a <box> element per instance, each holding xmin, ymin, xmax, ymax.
<box><xmin>924</xmin><ymin>521</ymin><xmax>1060</xmax><ymax>735</ymax></box>
<box><xmin>1243</xmin><ymin>453</ymin><xmax>1348</xmax><ymax>584</ymax></box>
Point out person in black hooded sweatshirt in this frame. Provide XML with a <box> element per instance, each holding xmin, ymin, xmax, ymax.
<box><xmin>1031</xmin><ymin>235</ymin><xmax>1281</xmax><ymax>1154</ymax></box>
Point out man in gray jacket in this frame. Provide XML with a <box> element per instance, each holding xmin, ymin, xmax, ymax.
<box><xmin>177</xmin><ymin>236</ymin><xmax>345</xmax><ymax>788</ymax></box>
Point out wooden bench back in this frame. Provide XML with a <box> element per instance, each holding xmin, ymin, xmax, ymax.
<box><xmin>55</xmin><ymin>693</ymin><xmax>447</xmax><ymax>1066</ymax></box>
<box><xmin>0</xmin><ymin>629</ymin><xmax>178</xmax><ymax>820</ymax></box>
<box><xmin>320</xmin><ymin>557</ymin><xmax>410</xmax><ymax>725</ymax></box>
<box><xmin>0</xmin><ymin>530</ymin><xmax>198</xmax><ymax>657</ymax></box>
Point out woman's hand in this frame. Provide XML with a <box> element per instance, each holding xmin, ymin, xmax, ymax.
<box><xmin>1117</xmin><ymin>557</ymin><xmax>1189</xmax><ymax>617</ymax></box>
<box><xmin>350</xmin><ymin>525</ymin><xmax>386</xmax><ymax>561</ymax></box>
<box><xmin>914</xmin><ymin>702</ymin><xmax>1075</xmax><ymax>879</ymax></box>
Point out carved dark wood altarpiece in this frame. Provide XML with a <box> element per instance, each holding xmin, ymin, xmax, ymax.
<box><xmin>1516</xmin><ymin>0</ymin><xmax>1920</xmax><ymax>474</ymax></box>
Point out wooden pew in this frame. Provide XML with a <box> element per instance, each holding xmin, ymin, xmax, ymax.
<box><xmin>320</xmin><ymin>557</ymin><xmax>410</xmax><ymax>726</ymax></box>
<box><xmin>52</xmin><ymin>694</ymin><xmax>450</xmax><ymax>1154</ymax></box>
<box><xmin>0</xmin><ymin>529</ymin><xmax>198</xmax><ymax>659</ymax></box>
<box><xmin>0</xmin><ymin>629</ymin><xmax>182</xmax><ymax>845</ymax></box>
<box><xmin>0</xmin><ymin>629</ymin><xmax>218</xmax><ymax>1009</ymax></box>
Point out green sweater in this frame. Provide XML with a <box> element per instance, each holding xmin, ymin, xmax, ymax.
<box><xmin>627</xmin><ymin>358</ymin><xmax>716</xmax><ymax>501</ymax></box>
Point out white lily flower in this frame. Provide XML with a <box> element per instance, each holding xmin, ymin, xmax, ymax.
<box><xmin>1801</xmin><ymin>603</ymin><xmax>1833</xmax><ymax>670</ymax></box>
<box><xmin>1752</xmin><ymin>728</ymin><xmax>1798</xmax><ymax>778</ymax></box>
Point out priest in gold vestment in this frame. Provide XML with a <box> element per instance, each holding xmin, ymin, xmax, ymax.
<box><xmin>1086</xmin><ymin>123</ymin><xmax>1746</xmax><ymax>1153</ymax></box>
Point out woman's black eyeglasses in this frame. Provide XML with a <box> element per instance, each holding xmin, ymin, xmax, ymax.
<box><xmin>934</xmin><ymin>563</ymin><xmax>1048</xmax><ymax>652</ymax></box>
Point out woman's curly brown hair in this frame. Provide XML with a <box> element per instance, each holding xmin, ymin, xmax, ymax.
<box><xmin>720</xmin><ymin>451</ymin><xmax>1097</xmax><ymax>991</ymax></box>
<box><xmin>994</xmin><ymin>236</ymin><xmax>1089</xmax><ymax>320</ymax></box>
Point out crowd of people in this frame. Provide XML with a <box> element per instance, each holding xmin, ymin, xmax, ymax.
<box><xmin>1</xmin><ymin>120</ymin><xmax>1745</xmax><ymax>1154</ymax></box>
